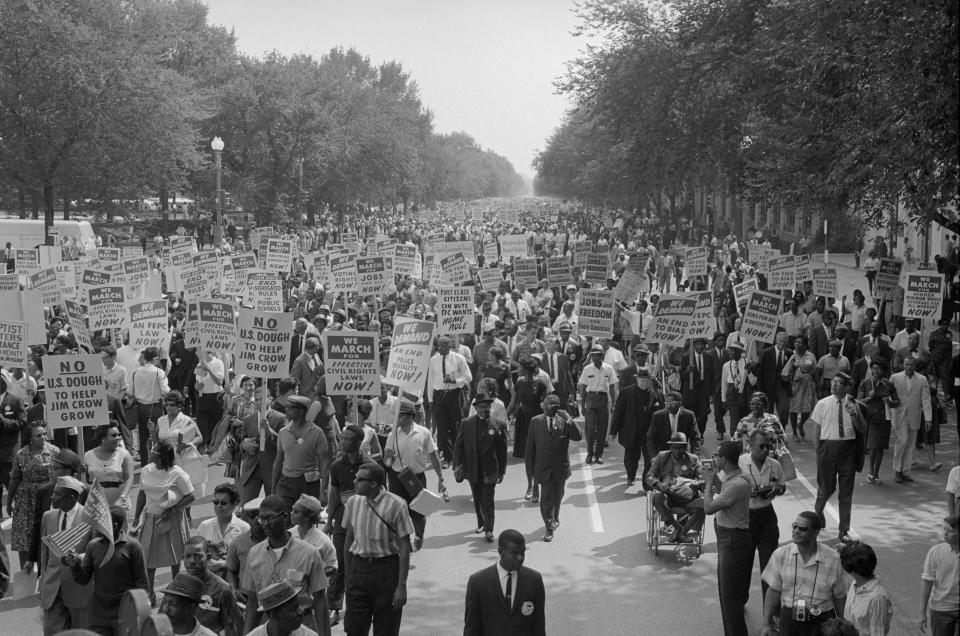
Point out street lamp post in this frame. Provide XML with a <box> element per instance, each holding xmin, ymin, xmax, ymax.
<box><xmin>297</xmin><ymin>156</ymin><xmax>304</xmax><ymax>233</ymax></box>
<box><xmin>211</xmin><ymin>136</ymin><xmax>224</xmax><ymax>247</ymax></box>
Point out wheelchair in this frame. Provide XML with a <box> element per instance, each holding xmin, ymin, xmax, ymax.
<box><xmin>645</xmin><ymin>487</ymin><xmax>705</xmax><ymax>560</ymax></box>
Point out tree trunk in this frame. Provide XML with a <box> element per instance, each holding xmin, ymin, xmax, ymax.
<box><xmin>18</xmin><ymin>189</ymin><xmax>26</xmax><ymax>219</ymax></box>
<box><xmin>43</xmin><ymin>182</ymin><xmax>56</xmax><ymax>245</ymax></box>
<box><xmin>160</xmin><ymin>185</ymin><xmax>169</xmax><ymax>223</ymax></box>
<box><xmin>30</xmin><ymin>190</ymin><xmax>40</xmax><ymax>220</ymax></box>
<box><xmin>63</xmin><ymin>192</ymin><xmax>71</xmax><ymax>220</ymax></box>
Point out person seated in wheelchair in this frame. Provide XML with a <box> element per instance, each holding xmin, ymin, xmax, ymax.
<box><xmin>646</xmin><ymin>432</ymin><xmax>705</xmax><ymax>543</ymax></box>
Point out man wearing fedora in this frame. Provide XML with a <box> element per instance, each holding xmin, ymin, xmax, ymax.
<box><xmin>611</xmin><ymin>367</ymin><xmax>662</xmax><ymax>489</ymax></box>
<box><xmin>720</xmin><ymin>340</ymin><xmax>756</xmax><ymax>439</ymax></box>
<box><xmin>160</xmin><ymin>572</ymin><xmax>217</xmax><ymax>636</ymax></box>
<box><xmin>38</xmin><ymin>475</ymin><xmax>92</xmax><ymax>634</ymax></box>
<box><xmin>646</xmin><ymin>432</ymin><xmax>705</xmax><ymax>543</ymax></box>
<box><xmin>453</xmin><ymin>394</ymin><xmax>508</xmax><ymax>542</ymax></box>
<box><xmin>248</xmin><ymin>579</ymin><xmax>318</xmax><ymax>636</ymax></box>
<box><xmin>648</xmin><ymin>391</ymin><xmax>699</xmax><ymax>454</ymax></box>
<box><xmin>464</xmin><ymin>529</ymin><xmax>546</xmax><ymax>636</ymax></box>
<box><xmin>577</xmin><ymin>343</ymin><xmax>618</xmax><ymax>465</ymax></box>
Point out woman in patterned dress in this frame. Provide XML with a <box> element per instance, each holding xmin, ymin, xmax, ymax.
<box><xmin>733</xmin><ymin>392</ymin><xmax>787</xmax><ymax>453</ymax></box>
<box><xmin>7</xmin><ymin>421</ymin><xmax>58</xmax><ymax>568</ymax></box>
<box><xmin>782</xmin><ymin>335</ymin><xmax>818</xmax><ymax>441</ymax></box>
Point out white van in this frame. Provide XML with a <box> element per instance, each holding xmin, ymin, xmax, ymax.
<box><xmin>0</xmin><ymin>219</ymin><xmax>98</xmax><ymax>252</ymax></box>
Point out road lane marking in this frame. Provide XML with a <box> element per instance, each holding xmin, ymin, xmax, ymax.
<box><xmin>574</xmin><ymin>447</ymin><xmax>605</xmax><ymax>533</ymax></box>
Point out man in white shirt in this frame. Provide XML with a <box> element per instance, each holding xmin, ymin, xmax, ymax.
<box><xmin>600</xmin><ymin>338</ymin><xmax>628</xmax><ymax>373</ymax></box>
<box><xmin>721</xmin><ymin>342</ymin><xmax>756</xmax><ymax>436</ymax></box>
<box><xmin>100</xmin><ymin>345</ymin><xmax>129</xmax><ymax>403</ymax></box>
<box><xmin>131</xmin><ymin>347</ymin><xmax>169</xmax><ymax>465</ymax></box>
<box><xmin>427</xmin><ymin>337</ymin><xmax>472</xmax><ymax>468</ymax></box>
<box><xmin>578</xmin><ymin>345</ymin><xmax>619</xmax><ymax>464</ymax></box>
<box><xmin>890</xmin><ymin>318</ymin><xmax>919</xmax><ymax>351</ymax></box>
<box><xmin>371</xmin><ymin>379</ymin><xmax>400</xmax><ymax>433</ymax></box>
<box><xmin>194</xmin><ymin>351</ymin><xmax>225</xmax><ymax>449</ymax></box>
<box><xmin>503</xmin><ymin>290</ymin><xmax>531</xmax><ymax>324</ymax></box>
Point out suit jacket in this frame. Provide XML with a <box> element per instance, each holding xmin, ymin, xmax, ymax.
<box><xmin>539</xmin><ymin>351</ymin><xmax>574</xmax><ymax>402</ymax></box>
<box><xmin>464</xmin><ymin>564</ymin><xmax>546</xmax><ymax>636</ymax></box>
<box><xmin>680</xmin><ymin>351</ymin><xmax>716</xmax><ymax>406</ymax></box>
<box><xmin>756</xmin><ymin>345</ymin><xmax>793</xmax><ymax>398</ymax></box>
<box><xmin>610</xmin><ymin>385</ymin><xmax>661</xmax><ymax>449</ymax></box>
<box><xmin>857</xmin><ymin>336</ymin><xmax>892</xmax><ymax>363</ymax></box>
<box><xmin>39</xmin><ymin>507</ymin><xmax>93</xmax><ymax>610</ymax></box>
<box><xmin>453</xmin><ymin>415</ymin><xmax>508</xmax><ymax>484</ymax></box>
<box><xmin>808</xmin><ymin>323</ymin><xmax>835</xmax><ymax>362</ymax></box>
<box><xmin>704</xmin><ymin>348</ymin><xmax>726</xmax><ymax>395</ymax></box>
<box><xmin>647</xmin><ymin>407</ymin><xmax>698</xmax><ymax>453</ymax></box>
<box><xmin>290</xmin><ymin>352</ymin><xmax>324</xmax><ymax>398</ymax></box>
<box><xmin>290</xmin><ymin>332</ymin><xmax>306</xmax><ymax>371</ymax></box>
<box><xmin>849</xmin><ymin>357</ymin><xmax>870</xmax><ymax>398</ymax></box>
<box><xmin>524</xmin><ymin>413</ymin><xmax>582</xmax><ymax>484</ymax></box>
<box><xmin>889</xmin><ymin>371</ymin><xmax>932</xmax><ymax>431</ymax></box>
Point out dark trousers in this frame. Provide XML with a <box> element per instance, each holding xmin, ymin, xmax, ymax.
<box><xmin>652</xmin><ymin>492</ymin><xmax>705</xmax><ymax>535</ymax></box>
<box><xmin>330</xmin><ymin>530</ymin><xmax>347</xmax><ymax>610</ymax></box>
<box><xmin>778</xmin><ymin>607</ymin><xmax>837</xmax><ymax>636</ymax></box>
<box><xmin>388</xmin><ymin>470</ymin><xmax>427</xmax><ymax>539</ymax></box>
<box><xmin>468</xmin><ymin>480</ymin><xmax>496</xmax><ymax>532</ymax></box>
<box><xmin>713</xmin><ymin>392</ymin><xmax>727</xmax><ymax>433</ymax></box>
<box><xmin>537</xmin><ymin>476</ymin><xmax>566</xmax><ymax>528</ymax></box>
<box><xmin>135</xmin><ymin>402</ymin><xmax>163</xmax><ymax>465</ymax></box>
<box><xmin>584</xmin><ymin>392</ymin><xmax>608</xmax><ymax>459</ymax></box>
<box><xmin>344</xmin><ymin>555</ymin><xmax>402</xmax><ymax>636</ymax></box>
<box><xmin>431</xmin><ymin>389</ymin><xmax>462</xmax><ymax>463</ymax></box>
<box><xmin>814</xmin><ymin>440</ymin><xmax>857</xmax><ymax>534</ymax></box>
<box><xmin>623</xmin><ymin>438</ymin><xmax>650</xmax><ymax>487</ymax></box>
<box><xmin>768</xmin><ymin>390</ymin><xmax>790</xmax><ymax>432</ymax></box>
<box><xmin>724</xmin><ymin>391</ymin><xmax>747</xmax><ymax>435</ymax></box>
<box><xmin>716</xmin><ymin>525</ymin><xmax>753</xmax><ymax>636</ymax></box>
<box><xmin>195</xmin><ymin>392</ymin><xmax>223</xmax><ymax>445</ymax></box>
<box><xmin>930</xmin><ymin>609</ymin><xmax>960</xmax><ymax>636</ymax></box>
<box><xmin>687</xmin><ymin>395</ymin><xmax>710</xmax><ymax>436</ymax></box>
<box><xmin>275</xmin><ymin>474</ymin><xmax>322</xmax><ymax>510</ymax></box>
<box><xmin>748</xmin><ymin>505</ymin><xmax>780</xmax><ymax>602</ymax></box>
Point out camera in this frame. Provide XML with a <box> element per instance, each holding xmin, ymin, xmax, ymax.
<box><xmin>701</xmin><ymin>459</ymin><xmax>714</xmax><ymax>472</ymax></box>
<box><xmin>794</xmin><ymin>600</ymin><xmax>807</xmax><ymax>622</ymax></box>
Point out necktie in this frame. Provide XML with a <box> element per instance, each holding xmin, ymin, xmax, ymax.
<box><xmin>697</xmin><ymin>355</ymin><xmax>703</xmax><ymax>380</ymax></box>
<box><xmin>837</xmin><ymin>397</ymin><xmax>845</xmax><ymax>438</ymax></box>
<box><xmin>777</xmin><ymin>350</ymin><xmax>782</xmax><ymax>369</ymax></box>
<box><xmin>732</xmin><ymin>361</ymin><xmax>740</xmax><ymax>389</ymax></box>
<box><xmin>505</xmin><ymin>571</ymin><xmax>513</xmax><ymax>609</ymax></box>
<box><xmin>61</xmin><ymin>512</ymin><xmax>67</xmax><ymax>531</ymax></box>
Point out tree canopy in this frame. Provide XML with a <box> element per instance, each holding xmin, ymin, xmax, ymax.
<box><xmin>535</xmin><ymin>0</ymin><xmax>959</xmax><ymax>232</ymax></box>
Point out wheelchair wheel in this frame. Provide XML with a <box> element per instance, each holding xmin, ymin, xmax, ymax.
<box><xmin>646</xmin><ymin>494</ymin><xmax>660</xmax><ymax>555</ymax></box>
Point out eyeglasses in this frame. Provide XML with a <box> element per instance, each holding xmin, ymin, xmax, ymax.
<box><xmin>257</xmin><ymin>511</ymin><xmax>284</xmax><ymax>523</ymax></box>
<box><xmin>792</xmin><ymin>524</ymin><xmax>812</xmax><ymax>532</ymax></box>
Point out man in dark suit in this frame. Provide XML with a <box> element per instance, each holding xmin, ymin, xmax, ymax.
<box><xmin>556</xmin><ymin>322</ymin><xmax>584</xmax><ymax>380</ymax></box>
<box><xmin>539</xmin><ymin>338</ymin><xmax>575</xmax><ymax>407</ymax></box>
<box><xmin>453</xmin><ymin>395</ymin><xmax>508</xmax><ymax>542</ymax></box>
<box><xmin>618</xmin><ymin>343</ymin><xmax>651</xmax><ymax>389</ymax></box>
<box><xmin>680</xmin><ymin>338</ymin><xmax>716</xmax><ymax>439</ymax></box>
<box><xmin>856</xmin><ymin>321</ymin><xmax>893</xmax><ymax>362</ymax></box>
<box><xmin>610</xmin><ymin>367</ymin><xmax>661</xmax><ymax>488</ymax></box>
<box><xmin>524</xmin><ymin>394</ymin><xmax>583</xmax><ymax>542</ymax></box>
<box><xmin>289</xmin><ymin>318</ymin><xmax>309</xmax><ymax>372</ymax></box>
<box><xmin>648</xmin><ymin>391</ymin><xmax>698</xmax><ymax>453</ymax></box>
<box><xmin>808</xmin><ymin>310</ymin><xmax>837</xmax><ymax>362</ymax></box>
<box><xmin>463</xmin><ymin>529</ymin><xmax>546</xmax><ymax>636</ymax></box>
<box><xmin>835</xmin><ymin>323</ymin><xmax>859</xmax><ymax>363</ymax></box>
<box><xmin>756</xmin><ymin>331</ymin><xmax>792</xmax><ymax>427</ymax></box>
<box><xmin>704</xmin><ymin>333</ymin><xmax>728</xmax><ymax>439</ymax></box>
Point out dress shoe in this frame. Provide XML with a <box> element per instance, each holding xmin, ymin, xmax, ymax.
<box><xmin>524</xmin><ymin>488</ymin><xmax>533</xmax><ymax>500</ymax></box>
<box><xmin>413</xmin><ymin>536</ymin><xmax>423</xmax><ymax>551</ymax></box>
<box><xmin>586</xmin><ymin>455</ymin><xmax>594</xmax><ymax>465</ymax></box>
<box><xmin>475</xmin><ymin>526</ymin><xmax>484</xmax><ymax>534</ymax></box>
<box><xmin>594</xmin><ymin>457</ymin><xmax>604</xmax><ymax>465</ymax></box>
<box><xmin>484</xmin><ymin>531</ymin><xmax>494</xmax><ymax>542</ymax></box>
<box><xmin>531</xmin><ymin>493</ymin><xmax>539</xmax><ymax>504</ymax></box>
<box><xmin>329</xmin><ymin>610</ymin><xmax>340</xmax><ymax>626</ymax></box>
<box><xmin>552</xmin><ymin>519</ymin><xmax>560</xmax><ymax>530</ymax></box>
<box><xmin>894</xmin><ymin>472</ymin><xmax>905</xmax><ymax>483</ymax></box>
<box><xmin>543</xmin><ymin>530</ymin><xmax>554</xmax><ymax>542</ymax></box>
<box><xmin>931</xmin><ymin>462</ymin><xmax>943</xmax><ymax>472</ymax></box>
<box><xmin>627</xmin><ymin>479</ymin><xmax>635</xmax><ymax>487</ymax></box>
<box><xmin>901</xmin><ymin>473</ymin><xmax>915</xmax><ymax>482</ymax></box>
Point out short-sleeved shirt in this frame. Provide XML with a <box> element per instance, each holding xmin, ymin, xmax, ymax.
<box><xmin>383</xmin><ymin>424</ymin><xmax>436</xmax><ymax>474</ymax></box>
<box><xmin>946</xmin><ymin>466</ymin><xmax>960</xmax><ymax>498</ymax></box>
<box><xmin>197</xmin><ymin>571</ymin><xmax>243</xmax><ymax>635</ymax></box>
<box><xmin>712</xmin><ymin>469</ymin><xmax>751</xmax><ymax>529</ymax></box>
<box><xmin>297</xmin><ymin>525</ymin><xmax>338</xmax><ymax>572</ymax></box>
<box><xmin>140</xmin><ymin>464</ymin><xmax>193</xmax><ymax>515</ymax></box>
<box><xmin>809</xmin><ymin>395</ymin><xmax>858</xmax><ymax>440</ymax></box>
<box><xmin>243</xmin><ymin>533</ymin><xmax>327</xmax><ymax>605</ymax></box>
<box><xmin>329</xmin><ymin>455</ymin><xmax>364</xmax><ymax>528</ymax></box>
<box><xmin>225</xmin><ymin>530</ymin><xmax>257</xmax><ymax>583</ymax></box>
<box><xmin>578</xmin><ymin>362</ymin><xmax>617</xmax><ymax>392</ymax></box>
<box><xmin>278</xmin><ymin>424</ymin><xmax>328</xmax><ymax>477</ymax></box>
<box><xmin>738</xmin><ymin>454</ymin><xmax>784</xmax><ymax>510</ymax></box>
<box><xmin>342</xmin><ymin>490</ymin><xmax>415</xmax><ymax>558</ymax></box>
<box><xmin>762</xmin><ymin>543</ymin><xmax>849</xmax><ymax>612</ymax></box>
<box><xmin>197</xmin><ymin>514</ymin><xmax>250</xmax><ymax>564</ymax></box>
<box><xmin>921</xmin><ymin>542</ymin><xmax>960</xmax><ymax>612</ymax></box>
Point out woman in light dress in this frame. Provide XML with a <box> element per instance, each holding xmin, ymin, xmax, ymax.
<box><xmin>84</xmin><ymin>422</ymin><xmax>134</xmax><ymax>509</ymax></box>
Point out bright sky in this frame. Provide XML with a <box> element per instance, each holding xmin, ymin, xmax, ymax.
<box><xmin>203</xmin><ymin>0</ymin><xmax>584</xmax><ymax>178</ymax></box>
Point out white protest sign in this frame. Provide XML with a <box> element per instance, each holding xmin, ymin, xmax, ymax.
<box><xmin>328</xmin><ymin>253</ymin><xmax>357</xmax><ymax>293</ymax></box>
<box><xmin>794</xmin><ymin>254</ymin><xmax>812</xmax><ymax>283</ymax></box>
<box><xmin>499</xmin><ymin>234</ymin><xmax>528</xmax><ymax>259</ymax></box>
<box><xmin>393</xmin><ymin>244</ymin><xmax>418</xmax><ymax>277</ymax></box>
<box><xmin>384</xmin><ymin>317</ymin><xmax>435</xmax><ymax>396</ymax></box>
<box><xmin>436</xmin><ymin>286</ymin><xmax>475</xmax><ymax>335</ymax></box>
<box><xmin>482</xmin><ymin>238</ymin><xmax>499</xmax><ymax>264</ymax></box>
<box><xmin>14</xmin><ymin>249</ymin><xmax>40</xmax><ymax>275</ymax></box>
<box><xmin>184</xmin><ymin>302</ymin><xmax>201</xmax><ymax>349</ymax></box>
<box><xmin>584</xmin><ymin>253</ymin><xmax>608</xmax><ymax>285</ymax></box>
<box><xmin>811</xmin><ymin>268</ymin><xmax>838</xmax><ymax>298</ymax></box>
<box><xmin>122</xmin><ymin>256</ymin><xmax>152</xmax><ymax>299</ymax></box>
<box><xmin>478</xmin><ymin>267</ymin><xmax>504</xmax><ymax>292</ymax></box>
<box><xmin>196</xmin><ymin>300</ymin><xmax>238</xmax><ymax>355</ymax></box>
<box><xmin>874</xmin><ymin>259</ymin><xmax>903</xmax><ymax>300</ymax></box>
<box><xmin>546</xmin><ymin>256</ymin><xmax>573</xmax><ymax>288</ymax></box>
<box><xmin>29</xmin><ymin>268</ymin><xmax>61</xmax><ymax>307</ymax></box>
<box><xmin>512</xmin><ymin>257</ymin><xmax>539</xmax><ymax>290</ymax></box>
<box><xmin>687</xmin><ymin>291</ymin><xmax>715</xmax><ymax>340</ymax></box>
<box><xmin>903</xmin><ymin>274</ymin><xmax>943</xmax><ymax>320</ymax></box>
<box><xmin>44</xmin><ymin>354</ymin><xmax>108</xmax><ymax>430</ymax></box>
<box><xmin>440</xmin><ymin>252</ymin><xmax>471</xmax><ymax>285</ymax></box>
<box><xmin>767</xmin><ymin>256</ymin><xmax>797</xmax><ymax>291</ymax></box>
<box><xmin>177</xmin><ymin>264</ymin><xmax>209</xmax><ymax>300</ymax></box>
<box><xmin>62</xmin><ymin>299</ymin><xmax>92</xmax><ymax>352</ymax></box>
<box><xmin>356</xmin><ymin>256</ymin><xmax>391</xmax><ymax>296</ymax></box>
<box><xmin>648</xmin><ymin>295</ymin><xmax>698</xmax><ymax>345</ymax></box>
<box><xmin>54</xmin><ymin>263</ymin><xmax>77</xmax><ymax>300</ymax></box>
<box><xmin>685</xmin><ymin>246</ymin><xmax>708</xmax><ymax>277</ymax></box>
<box><xmin>733</xmin><ymin>278</ymin><xmax>758</xmax><ymax>309</ymax></box>
<box><xmin>578</xmin><ymin>288</ymin><xmax>616</xmax><ymax>338</ymax></box>
<box><xmin>87</xmin><ymin>285</ymin><xmax>126</xmax><ymax>331</ymax></box>
<box><xmin>236</xmin><ymin>308</ymin><xmax>294</xmax><ymax>379</ymax></box>
<box><xmin>740</xmin><ymin>291</ymin><xmax>783</xmax><ymax>344</ymax></box>
<box><xmin>0</xmin><ymin>320</ymin><xmax>26</xmax><ymax>368</ymax></box>
<box><xmin>245</xmin><ymin>270</ymin><xmax>283</xmax><ymax>312</ymax></box>
<box><xmin>0</xmin><ymin>274</ymin><xmax>18</xmax><ymax>291</ymax></box>
<box><xmin>128</xmin><ymin>299</ymin><xmax>168</xmax><ymax>350</ymax></box>
<box><xmin>264</xmin><ymin>238</ymin><xmax>294</xmax><ymax>273</ymax></box>
<box><xmin>321</xmin><ymin>332</ymin><xmax>380</xmax><ymax>395</ymax></box>
<box><xmin>96</xmin><ymin>247</ymin><xmax>121</xmax><ymax>263</ymax></box>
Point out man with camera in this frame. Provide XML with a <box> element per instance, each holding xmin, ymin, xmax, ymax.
<box><xmin>645</xmin><ymin>432</ymin><xmax>705</xmax><ymax>544</ymax></box>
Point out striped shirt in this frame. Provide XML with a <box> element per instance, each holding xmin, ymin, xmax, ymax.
<box><xmin>762</xmin><ymin>543</ymin><xmax>849</xmax><ymax>611</ymax></box>
<box><xmin>343</xmin><ymin>490</ymin><xmax>415</xmax><ymax>558</ymax></box>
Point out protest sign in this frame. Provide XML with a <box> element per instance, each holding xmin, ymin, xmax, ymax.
<box><xmin>245</xmin><ymin>270</ymin><xmax>284</xmax><ymax>312</ymax></box>
<box><xmin>685</xmin><ymin>246</ymin><xmax>708</xmax><ymax>277</ymax></box>
<box><xmin>437</xmin><ymin>252</ymin><xmax>468</xmax><ymax>285</ymax></box>
<box><xmin>584</xmin><ymin>253</ymin><xmax>608</xmax><ymax>284</ymax></box>
<box><xmin>512</xmin><ymin>257</ymin><xmax>539</xmax><ymax>290</ymax></box>
<box><xmin>170</xmin><ymin>236</ymin><xmax>194</xmax><ymax>257</ymax></box>
<box><xmin>196</xmin><ymin>300</ymin><xmax>238</xmax><ymax>355</ymax></box>
<box><xmin>903</xmin><ymin>274</ymin><xmax>943</xmax><ymax>320</ymax></box>
<box><xmin>435</xmin><ymin>241</ymin><xmax>477</xmax><ymax>263</ymax></box>
<box><xmin>177</xmin><ymin>264</ymin><xmax>209</xmax><ymax>300</ymax></box>
<box><xmin>61</xmin><ymin>300</ymin><xmax>91</xmax><ymax>352</ymax></box>
<box><xmin>356</xmin><ymin>256</ymin><xmax>391</xmax><ymax>296</ymax></box>
<box><xmin>342</xmin><ymin>231</ymin><xmax>359</xmax><ymax>254</ymax></box>
<box><xmin>768</xmin><ymin>256</ymin><xmax>797</xmax><ymax>291</ymax></box>
<box><xmin>546</xmin><ymin>256</ymin><xmax>573</xmax><ymax>288</ymax></box>
<box><xmin>436</xmin><ymin>286</ymin><xmax>475</xmax><ymax>335</ymax></box>
<box><xmin>393</xmin><ymin>244</ymin><xmax>418</xmax><ymax>277</ymax></box>
<box><xmin>794</xmin><ymin>254</ymin><xmax>812</xmax><ymax>284</ymax></box>
<box><xmin>329</xmin><ymin>253</ymin><xmax>358</xmax><ymax>293</ymax></box>
<box><xmin>573</xmin><ymin>242</ymin><xmax>592</xmax><ymax>269</ymax></box>
<box><xmin>29</xmin><ymin>268</ymin><xmax>61</xmax><ymax>307</ymax></box>
<box><xmin>38</xmin><ymin>246</ymin><xmax>62</xmax><ymax>268</ymax></box>
<box><xmin>0</xmin><ymin>320</ymin><xmax>26</xmax><ymax>368</ymax></box>
<box><xmin>122</xmin><ymin>256</ymin><xmax>152</xmax><ymax>299</ymax></box>
<box><xmin>96</xmin><ymin>248</ymin><xmax>121</xmax><ymax>263</ymax></box>
<box><xmin>44</xmin><ymin>354</ymin><xmax>108</xmax><ymax>429</ymax></box>
<box><xmin>14</xmin><ymin>249</ymin><xmax>40</xmax><ymax>275</ymax></box>
<box><xmin>740</xmin><ymin>291</ymin><xmax>783</xmax><ymax>344</ymax></box>
<box><xmin>184</xmin><ymin>302</ymin><xmax>201</xmax><ymax>349</ymax></box>
<box><xmin>648</xmin><ymin>295</ymin><xmax>698</xmax><ymax>345</ymax></box>
<box><xmin>687</xmin><ymin>291</ymin><xmax>715</xmax><ymax>340</ymax></box>
<box><xmin>236</xmin><ymin>309</ymin><xmax>294</xmax><ymax>379</ymax></box>
<box><xmin>87</xmin><ymin>285</ymin><xmax>125</xmax><ymax>331</ymax></box>
<box><xmin>499</xmin><ymin>234</ymin><xmax>528</xmax><ymax>259</ymax></box>
<box><xmin>226</xmin><ymin>253</ymin><xmax>258</xmax><ymax>297</ymax></box>
<box><xmin>192</xmin><ymin>251</ymin><xmax>222</xmax><ymax>293</ymax></box>
<box><xmin>384</xmin><ymin>317</ymin><xmax>435</xmax><ymax>396</ymax></box>
<box><xmin>579</xmin><ymin>288</ymin><xmax>615</xmax><ymax>338</ymax></box>
<box><xmin>120</xmin><ymin>245</ymin><xmax>144</xmax><ymax>259</ymax></box>
<box><xmin>874</xmin><ymin>259</ymin><xmax>903</xmax><ymax>300</ymax></box>
<box><xmin>482</xmin><ymin>238</ymin><xmax>499</xmax><ymax>264</ymax></box>
<box><xmin>128</xmin><ymin>299</ymin><xmax>168</xmax><ymax>350</ymax></box>
<box><xmin>733</xmin><ymin>278</ymin><xmax>758</xmax><ymax>308</ymax></box>
<box><xmin>478</xmin><ymin>267</ymin><xmax>504</xmax><ymax>292</ymax></box>
<box><xmin>0</xmin><ymin>274</ymin><xmax>18</xmax><ymax>291</ymax></box>
<box><xmin>811</xmin><ymin>268</ymin><xmax>838</xmax><ymax>298</ymax></box>
<box><xmin>264</xmin><ymin>238</ymin><xmax>294</xmax><ymax>273</ymax></box>
<box><xmin>500</xmin><ymin>209</ymin><xmax>519</xmax><ymax>226</ymax></box>
<box><xmin>321</xmin><ymin>332</ymin><xmax>380</xmax><ymax>395</ymax></box>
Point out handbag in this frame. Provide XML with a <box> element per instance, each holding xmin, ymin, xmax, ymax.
<box><xmin>392</xmin><ymin>434</ymin><xmax>424</xmax><ymax>498</ymax></box>
<box><xmin>776</xmin><ymin>444</ymin><xmax>797</xmax><ymax>481</ymax></box>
